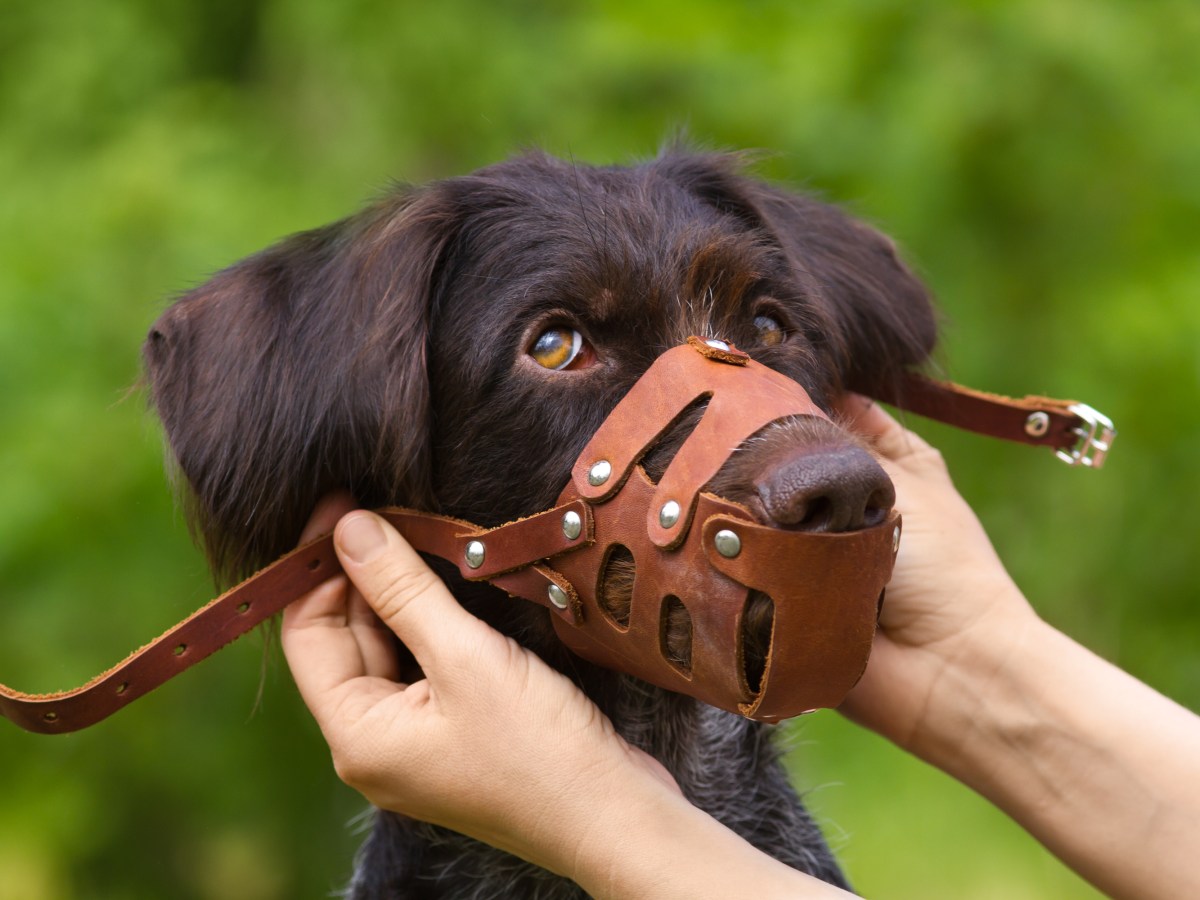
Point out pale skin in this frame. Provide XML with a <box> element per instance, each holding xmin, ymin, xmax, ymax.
<box><xmin>280</xmin><ymin>401</ymin><xmax>1200</xmax><ymax>899</ymax></box>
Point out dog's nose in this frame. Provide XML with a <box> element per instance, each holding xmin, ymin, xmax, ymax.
<box><xmin>754</xmin><ymin>445</ymin><xmax>895</xmax><ymax>532</ymax></box>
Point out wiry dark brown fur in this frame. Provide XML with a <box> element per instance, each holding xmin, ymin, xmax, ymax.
<box><xmin>145</xmin><ymin>150</ymin><xmax>936</xmax><ymax>898</ymax></box>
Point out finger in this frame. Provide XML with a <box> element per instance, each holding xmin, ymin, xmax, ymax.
<box><xmin>836</xmin><ymin>392</ymin><xmax>934</xmax><ymax>464</ymax></box>
<box><xmin>284</xmin><ymin>491</ymin><xmax>361</xmax><ymax>634</ymax></box>
<box><xmin>832</xmin><ymin>391</ymin><xmax>875</xmax><ymax>425</ymax></box>
<box><xmin>334</xmin><ymin>511</ymin><xmax>483</xmax><ymax>674</ymax></box>
<box><xmin>342</xmin><ymin>580</ymin><xmax>405</xmax><ymax>682</ymax></box>
<box><xmin>283</xmin><ymin>493</ymin><xmax>400</xmax><ymax>708</ymax></box>
<box><xmin>305</xmin><ymin>497</ymin><xmax>404</xmax><ymax>679</ymax></box>
<box><xmin>298</xmin><ymin>490</ymin><xmax>358</xmax><ymax>543</ymax></box>
<box><xmin>281</xmin><ymin>574</ymin><xmax>386</xmax><ymax>715</ymax></box>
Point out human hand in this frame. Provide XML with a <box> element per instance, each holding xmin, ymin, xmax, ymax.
<box><xmin>836</xmin><ymin>399</ymin><xmax>1200</xmax><ymax>900</ymax></box>
<box><xmin>835</xmin><ymin>397</ymin><xmax>1038</xmax><ymax>750</ymax></box>
<box><xmin>279</xmin><ymin>494</ymin><xmax>681</xmax><ymax>883</ymax></box>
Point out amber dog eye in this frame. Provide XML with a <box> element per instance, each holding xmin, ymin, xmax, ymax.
<box><xmin>530</xmin><ymin>327</ymin><xmax>586</xmax><ymax>370</ymax></box>
<box><xmin>754</xmin><ymin>314</ymin><xmax>785</xmax><ymax>347</ymax></box>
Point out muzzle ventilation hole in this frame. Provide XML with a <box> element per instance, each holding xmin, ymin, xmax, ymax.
<box><xmin>660</xmin><ymin>595</ymin><xmax>693</xmax><ymax>675</ymax></box>
<box><xmin>742</xmin><ymin>591</ymin><xmax>776</xmax><ymax>696</ymax></box>
<box><xmin>598</xmin><ymin>544</ymin><xmax>635</xmax><ymax>629</ymax></box>
<box><xmin>639</xmin><ymin>395</ymin><xmax>711</xmax><ymax>484</ymax></box>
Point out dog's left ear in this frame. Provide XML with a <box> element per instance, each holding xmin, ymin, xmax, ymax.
<box><xmin>662</xmin><ymin>154</ymin><xmax>938</xmax><ymax>397</ymax></box>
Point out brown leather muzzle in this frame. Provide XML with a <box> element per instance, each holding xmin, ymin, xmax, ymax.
<box><xmin>540</xmin><ymin>337</ymin><xmax>897</xmax><ymax>720</ymax></box>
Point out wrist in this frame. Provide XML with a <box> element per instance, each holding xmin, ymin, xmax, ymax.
<box><xmin>897</xmin><ymin>584</ymin><xmax>1045</xmax><ymax>772</ymax></box>
<box><xmin>564</xmin><ymin>764</ymin><xmax>851</xmax><ymax>899</ymax></box>
<box><xmin>841</xmin><ymin>569</ymin><xmax>1036</xmax><ymax>755</ymax></box>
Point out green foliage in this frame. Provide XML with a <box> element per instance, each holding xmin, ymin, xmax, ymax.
<box><xmin>1</xmin><ymin>2</ymin><xmax>1196</xmax><ymax>896</ymax></box>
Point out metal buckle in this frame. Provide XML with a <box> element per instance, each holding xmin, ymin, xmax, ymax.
<box><xmin>1055</xmin><ymin>404</ymin><xmax>1116</xmax><ymax>468</ymax></box>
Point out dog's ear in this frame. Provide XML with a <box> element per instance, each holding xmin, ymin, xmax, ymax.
<box><xmin>661</xmin><ymin>153</ymin><xmax>938</xmax><ymax>397</ymax></box>
<box><xmin>144</xmin><ymin>187</ymin><xmax>457</xmax><ymax>584</ymax></box>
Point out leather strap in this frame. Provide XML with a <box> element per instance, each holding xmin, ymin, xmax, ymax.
<box><xmin>0</xmin><ymin>506</ymin><xmax>587</xmax><ymax>734</ymax></box>
<box><xmin>885</xmin><ymin>372</ymin><xmax>1115</xmax><ymax>467</ymax></box>
<box><xmin>0</xmin><ymin>532</ymin><xmax>340</xmax><ymax>734</ymax></box>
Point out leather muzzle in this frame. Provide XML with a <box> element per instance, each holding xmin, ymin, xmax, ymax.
<box><xmin>542</xmin><ymin>337</ymin><xmax>897</xmax><ymax>720</ymax></box>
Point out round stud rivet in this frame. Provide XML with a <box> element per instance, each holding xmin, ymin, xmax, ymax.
<box><xmin>659</xmin><ymin>500</ymin><xmax>681</xmax><ymax>528</ymax></box>
<box><xmin>547</xmin><ymin>583</ymin><xmax>569</xmax><ymax>609</ymax></box>
<box><xmin>562</xmin><ymin>510</ymin><xmax>582</xmax><ymax>541</ymax></box>
<box><xmin>465</xmin><ymin>540</ymin><xmax>486</xmax><ymax>569</ymax></box>
<box><xmin>705</xmin><ymin>338</ymin><xmax>731</xmax><ymax>351</ymax></box>
<box><xmin>1025</xmin><ymin>411</ymin><xmax>1051</xmax><ymax>438</ymax></box>
<box><xmin>587</xmin><ymin>460</ymin><xmax>612</xmax><ymax>487</ymax></box>
<box><xmin>714</xmin><ymin>529</ymin><xmax>741</xmax><ymax>558</ymax></box>
<box><xmin>892</xmin><ymin>525</ymin><xmax>901</xmax><ymax>554</ymax></box>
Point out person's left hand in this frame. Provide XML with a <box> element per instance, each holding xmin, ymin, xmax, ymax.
<box><xmin>280</xmin><ymin>494</ymin><xmax>680</xmax><ymax>880</ymax></box>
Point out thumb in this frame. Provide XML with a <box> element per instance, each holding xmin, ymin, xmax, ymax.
<box><xmin>334</xmin><ymin>511</ymin><xmax>477</xmax><ymax>673</ymax></box>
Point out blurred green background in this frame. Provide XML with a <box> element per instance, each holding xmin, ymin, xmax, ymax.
<box><xmin>1</xmin><ymin>1</ymin><xmax>1197</xmax><ymax>897</ymax></box>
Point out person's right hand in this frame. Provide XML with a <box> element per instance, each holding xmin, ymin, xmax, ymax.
<box><xmin>837</xmin><ymin>397</ymin><xmax>1200</xmax><ymax>900</ymax></box>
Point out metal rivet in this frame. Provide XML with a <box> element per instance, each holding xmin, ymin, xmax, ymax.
<box><xmin>587</xmin><ymin>460</ymin><xmax>612</xmax><ymax>486</ymax></box>
<box><xmin>705</xmin><ymin>338</ymin><xmax>731</xmax><ymax>351</ymax></box>
<box><xmin>714</xmin><ymin>529</ymin><xmax>741</xmax><ymax>558</ymax></box>
<box><xmin>464</xmin><ymin>540</ymin><xmax>486</xmax><ymax>569</ymax></box>
<box><xmin>892</xmin><ymin>525</ymin><xmax>901</xmax><ymax>554</ymax></box>
<box><xmin>562</xmin><ymin>510</ymin><xmax>582</xmax><ymax>541</ymax></box>
<box><xmin>547</xmin><ymin>583</ymin><xmax>569</xmax><ymax>609</ymax></box>
<box><xmin>1025</xmin><ymin>411</ymin><xmax>1051</xmax><ymax>438</ymax></box>
<box><xmin>659</xmin><ymin>500</ymin><xmax>681</xmax><ymax>528</ymax></box>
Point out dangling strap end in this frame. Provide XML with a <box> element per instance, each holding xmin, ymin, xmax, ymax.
<box><xmin>884</xmin><ymin>372</ymin><xmax>1116</xmax><ymax>469</ymax></box>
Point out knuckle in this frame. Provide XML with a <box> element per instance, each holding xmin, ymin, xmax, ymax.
<box><xmin>329</xmin><ymin>735</ymin><xmax>384</xmax><ymax>794</ymax></box>
<box><xmin>331</xmin><ymin>750</ymin><xmax>370</xmax><ymax>793</ymax></box>
<box><xmin>914</xmin><ymin>444</ymin><xmax>946</xmax><ymax>468</ymax></box>
<box><xmin>330</xmin><ymin>751</ymin><xmax>357</xmax><ymax>786</ymax></box>
<box><xmin>367</xmin><ymin>560</ymin><xmax>445</xmax><ymax>622</ymax></box>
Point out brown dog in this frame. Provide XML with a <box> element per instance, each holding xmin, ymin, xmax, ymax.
<box><xmin>145</xmin><ymin>150</ymin><xmax>936</xmax><ymax>897</ymax></box>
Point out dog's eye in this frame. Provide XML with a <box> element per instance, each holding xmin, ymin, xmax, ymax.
<box><xmin>754</xmin><ymin>315</ymin><xmax>785</xmax><ymax>347</ymax></box>
<box><xmin>530</xmin><ymin>327</ymin><xmax>586</xmax><ymax>370</ymax></box>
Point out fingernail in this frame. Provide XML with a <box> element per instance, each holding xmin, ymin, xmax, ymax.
<box><xmin>337</xmin><ymin>513</ymin><xmax>388</xmax><ymax>563</ymax></box>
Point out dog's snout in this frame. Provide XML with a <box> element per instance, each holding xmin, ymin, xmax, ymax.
<box><xmin>754</xmin><ymin>445</ymin><xmax>894</xmax><ymax>533</ymax></box>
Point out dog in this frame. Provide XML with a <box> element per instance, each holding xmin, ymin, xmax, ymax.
<box><xmin>144</xmin><ymin>149</ymin><xmax>936</xmax><ymax>897</ymax></box>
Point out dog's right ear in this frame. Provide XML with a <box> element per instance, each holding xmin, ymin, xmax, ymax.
<box><xmin>144</xmin><ymin>187</ymin><xmax>459</xmax><ymax>584</ymax></box>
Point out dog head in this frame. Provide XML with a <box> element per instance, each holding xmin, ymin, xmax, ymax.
<box><xmin>144</xmin><ymin>151</ymin><xmax>936</xmax><ymax>688</ymax></box>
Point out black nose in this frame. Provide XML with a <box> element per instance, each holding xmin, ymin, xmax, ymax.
<box><xmin>754</xmin><ymin>445</ymin><xmax>895</xmax><ymax>532</ymax></box>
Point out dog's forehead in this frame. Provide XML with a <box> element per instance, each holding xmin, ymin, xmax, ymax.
<box><xmin>439</xmin><ymin>160</ymin><xmax>781</xmax><ymax>323</ymax></box>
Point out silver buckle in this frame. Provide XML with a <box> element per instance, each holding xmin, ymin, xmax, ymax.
<box><xmin>1055</xmin><ymin>404</ymin><xmax>1116</xmax><ymax>468</ymax></box>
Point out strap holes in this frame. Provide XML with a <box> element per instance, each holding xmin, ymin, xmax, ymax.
<box><xmin>173</xmin><ymin>643</ymin><xmax>187</xmax><ymax>656</ymax></box>
<box><xmin>306</xmin><ymin>558</ymin><xmax>321</xmax><ymax>571</ymax></box>
<box><xmin>236</xmin><ymin>601</ymin><xmax>250</xmax><ymax>614</ymax></box>
<box><xmin>115</xmin><ymin>682</ymin><xmax>129</xmax><ymax>695</ymax></box>
<box><xmin>42</xmin><ymin>711</ymin><xmax>58</xmax><ymax>722</ymax></box>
